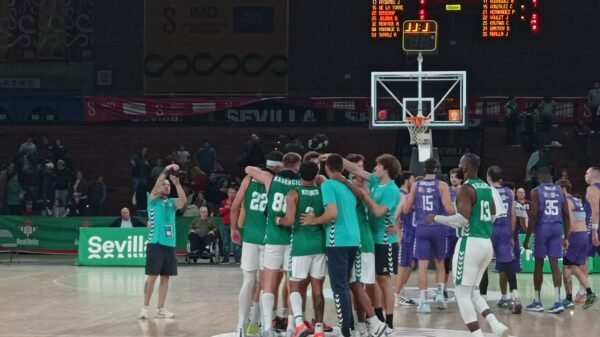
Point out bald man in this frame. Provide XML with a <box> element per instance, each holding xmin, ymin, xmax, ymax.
<box><xmin>111</xmin><ymin>208</ymin><xmax>147</xmax><ymax>228</ymax></box>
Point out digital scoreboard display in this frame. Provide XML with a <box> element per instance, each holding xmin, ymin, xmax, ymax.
<box><xmin>371</xmin><ymin>0</ymin><xmax>540</xmax><ymax>40</ymax></box>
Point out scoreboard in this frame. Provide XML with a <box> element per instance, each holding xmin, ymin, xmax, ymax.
<box><xmin>371</xmin><ymin>0</ymin><xmax>540</xmax><ymax>40</ymax></box>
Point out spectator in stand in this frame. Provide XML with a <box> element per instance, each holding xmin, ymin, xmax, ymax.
<box><xmin>195</xmin><ymin>140</ymin><xmax>217</xmax><ymax>174</ymax></box>
<box><xmin>183</xmin><ymin>196</ymin><xmax>202</xmax><ymax>217</ymax></box>
<box><xmin>7</xmin><ymin>174</ymin><xmax>24</xmax><ymax>215</ymax></box>
<box><xmin>213</xmin><ymin>161</ymin><xmax>230</xmax><ymax>183</ymax></box>
<box><xmin>41</xmin><ymin>162</ymin><xmax>56</xmax><ymax>209</ymax></box>
<box><xmin>18</xmin><ymin>154</ymin><xmax>36</xmax><ymax>202</ymax></box>
<box><xmin>525</xmin><ymin>145</ymin><xmax>549</xmax><ymax>189</ymax></box>
<box><xmin>573</xmin><ymin>118</ymin><xmax>592</xmax><ymax>166</ymax></box>
<box><xmin>521</xmin><ymin>103</ymin><xmax>539</xmax><ymax>152</ymax></box>
<box><xmin>131</xmin><ymin>147</ymin><xmax>151</xmax><ymax>193</ymax></box>
<box><xmin>239</xmin><ymin>134</ymin><xmax>264</xmax><ymax>167</ymax></box>
<box><xmin>134</xmin><ymin>180</ymin><xmax>149</xmax><ymax>217</ymax></box>
<box><xmin>505</xmin><ymin>96</ymin><xmax>520</xmax><ymax>146</ymax></box>
<box><xmin>538</xmin><ymin>96</ymin><xmax>561</xmax><ymax>146</ymax></box>
<box><xmin>219</xmin><ymin>186</ymin><xmax>239</xmax><ymax>263</ymax></box>
<box><xmin>17</xmin><ymin>136</ymin><xmax>37</xmax><ymax>159</ymax></box>
<box><xmin>111</xmin><ymin>207</ymin><xmax>146</xmax><ymax>228</ymax></box>
<box><xmin>72</xmin><ymin>170</ymin><xmax>88</xmax><ymax>207</ymax></box>
<box><xmin>190</xmin><ymin>166</ymin><xmax>208</xmax><ymax>194</ymax></box>
<box><xmin>284</xmin><ymin>134</ymin><xmax>306</xmax><ymax>155</ymax></box>
<box><xmin>588</xmin><ymin>82</ymin><xmax>600</xmax><ymax>134</ymax></box>
<box><xmin>43</xmin><ymin>137</ymin><xmax>70</xmax><ymax>167</ymax></box>
<box><xmin>88</xmin><ymin>175</ymin><xmax>107</xmax><ymax>216</ymax></box>
<box><xmin>204</xmin><ymin>173</ymin><xmax>222</xmax><ymax>209</ymax></box>
<box><xmin>151</xmin><ymin>158</ymin><xmax>164</xmax><ymax>181</ymax></box>
<box><xmin>176</xmin><ymin>145</ymin><xmax>191</xmax><ymax>168</ymax></box>
<box><xmin>54</xmin><ymin>160</ymin><xmax>71</xmax><ymax>208</ymax></box>
<box><xmin>66</xmin><ymin>193</ymin><xmax>86</xmax><ymax>216</ymax></box>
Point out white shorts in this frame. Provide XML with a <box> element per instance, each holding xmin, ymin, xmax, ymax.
<box><xmin>289</xmin><ymin>254</ymin><xmax>327</xmax><ymax>281</ymax></box>
<box><xmin>240</xmin><ymin>242</ymin><xmax>264</xmax><ymax>272</ymax></box>
<box><xmin>452</xmin><ymin>237</ymin><xmax>493</xmax><ymax>286</ymax></box>
<box><xmin>263</xmin><ymin>244</ymin><xmax>291</xmax><ymax>271</ymax></box>
<box><xmin>350</xmin><ymin>252</ymin><xmax>376</xmax><ymax>285</ymax></box>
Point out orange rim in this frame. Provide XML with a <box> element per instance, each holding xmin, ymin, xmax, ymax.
<box><xmin>405</xmin><ymin>115</ymin><xmax>431</xmax><ymax>128</ymax></box>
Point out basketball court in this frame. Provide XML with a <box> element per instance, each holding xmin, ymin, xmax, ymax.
<box><xmin>1</xmin><ymin>255</ymin><xmax>598</xmax><ymax>337</ymax></box>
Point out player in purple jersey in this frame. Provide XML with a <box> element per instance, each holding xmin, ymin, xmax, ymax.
<box><xmin>486</xmin><ymin>167</ymin><xmax>522</xmax><ymax>314</ymax></box>
<box><xmin>402</xmin><ymin>158</ymin><xmax>456</xmax><ymax>313</ymax></box>
<box><xmin>524</xmin><ymin>167</ymin><xmax>570</xmax><ymax>313</ymax></box>
<box><xmin>394</xmin><ymin>171</ymin><xmax>417</xmax><ymax>307</ymax></box>
<box><xmin>556</xmin><ymin>179</ymin><xmax>597</xmax><ymax>310</ymax></box>
<box><xmin>443</xmin><ymin>168</ymin><xmax>462</xmax><ymax>299</ymax></box>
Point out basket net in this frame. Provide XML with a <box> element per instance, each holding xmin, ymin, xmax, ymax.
<box><xmin>405</xmin><ymin>115</ymin><xmax>431</xmax><ymax>145</ymax></box>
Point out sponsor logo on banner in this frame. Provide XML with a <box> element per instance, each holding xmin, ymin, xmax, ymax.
<box><xmin>18</xmin><ymin>220</ymin><xmax>40</xmax><ymax>246</ymax></box>
<box><xmin>87</xmin><ymin>235</ymin><xmax>149</xmax><ymax>259</ymax></box>
<box><xmin>123</xmin><ymin>103</ymin><xmax>147</xmax><ymax>115</ymax></box>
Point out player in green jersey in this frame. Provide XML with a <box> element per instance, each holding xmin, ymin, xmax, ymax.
<box><xmin>428</xmin><ymin>153</ymin><xmax>509</xmax><ymax>337</ymax></box>
<box><xmin>231</xmin><ymin>152</ymin><xmax>283</xmax><ymax>337</ymax></box>
<box><xmin>245</xmin><ymin>152</ymin><xmax>301</xmax><ymax>337</ymax></box>
<box><xmin>276</xmin><ymin>161</ymin><xmax>325</xmax><ymax>337</ymax></box>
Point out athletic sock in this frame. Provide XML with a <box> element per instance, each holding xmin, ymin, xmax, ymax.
<box><xmin>587</xmin><ymin>288</ymin><xmax>593</xmax><ymax>295</ymax></box>
<box><xmin>511</xmin><ymin>290</ymin><xmax>519</xmax><ymax>300</ymax></box>
<box><xmin>385</xmin><ymin>314</ymin><xmax>394</xmax><ymax>329</ymax></box>
<box><xmin>501</xmin><ymin>294</ymin><xmax>507</xmax><ymax>300</ymax></box>
<box><xmin>437</xmin><ymin>283</ymin><xmax>444</xmax><ymax>294</ymax></box>
<box><xmin>535</xmin><ymin>291</ymin><xmax>541</xmax><ymax>302</ymax></box>
<box><xmin>566</xmin><ymin>294</ymin><xmax>573</xmax><ymax>301</ymax></box>
<box><xmin>374</xmin><ymin>308</ymin><xmax>385</xmax><ymax>322</ymax></box>
<box><xmin>290</xmin><ymin>292</ymin><xmax>304</xmax><ymax>327</ymax></box>
<box><xmin>554</xmin><ymin>287</ymin><xmax>561</xmax><ymax>302</ymax></box>
<box><xmin>419</xmin><ymin>290</ymin><xmax>427</xmax><ymax>305</ymax></box>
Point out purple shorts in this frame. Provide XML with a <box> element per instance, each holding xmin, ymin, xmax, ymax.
<box><xmin>534</xmin><ymin>225</ymin><xmax>563</xmax><ymax>259</ymax></box>
<box><xmin>565</xmin><ymin>231</ymin><xmax>589</xmax><ymax>266</ymax></box>
<box><xmin>446</xmin><ymin>235</ymin><xmax>458</xmax><ymax>259</ymax></box>
<box><xmin>399</xmin><ymin>239</ymin><xmax>415</xmax><ymax>267</ymax></box>
<box><xmin>587</xmin><ymin>230</ymin><xmax>600</xmax><ymax>257</ymax></box>
<box><xmin>491</xmin><ymin>225</ymin><xmax>515</xmax><ymax>263</ymax></box>
<box><xmin>512</xmin><ymin>233</ymin><xmax>523</xmax><ymax>272</ymax></box>
<box><xmin>414</xmin><ymin>225</ymin><xmax>448</xmax><ymax>260</ymax></box>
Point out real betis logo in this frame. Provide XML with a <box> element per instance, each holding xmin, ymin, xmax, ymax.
<box><xmin>17</xmin><ymin>220</ymin><xmax>39</xmax><ymax>246</ymax></box>
<box><xmin>19</xmin><ymin>220</ymin><xmax>37</xmax><ymax>237</ymax></box>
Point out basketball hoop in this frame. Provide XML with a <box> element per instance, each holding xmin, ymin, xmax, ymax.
<box><xmin>405</xmin><ymin>115</ymin><xmax>431</xmax><ymax>145</ymax></box>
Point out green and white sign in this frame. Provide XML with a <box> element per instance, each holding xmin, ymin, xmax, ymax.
<box><xmin>78</xmin><ymin>228</ymin><xmax>150</xmax><ymax>266</ymax></box>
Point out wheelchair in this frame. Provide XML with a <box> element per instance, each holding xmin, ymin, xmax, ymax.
<box><xmin>185</xmin><ymin>231</ymin><xmax>222</xmax><ymax>264</ymax></box>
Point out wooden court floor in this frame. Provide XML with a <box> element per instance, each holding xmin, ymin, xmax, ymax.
<box><xmin>1</xmin><ymin>255</ymin><xmax>599</xmax><ymax>337</ymax></box>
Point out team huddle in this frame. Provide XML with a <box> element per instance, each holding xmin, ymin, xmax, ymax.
<box><xmin>229</xmin><ymin>149</ymin><xmax>600</xmax><ymax>337</ymax></box>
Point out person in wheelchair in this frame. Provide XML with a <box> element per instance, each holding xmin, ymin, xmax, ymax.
<box><xmin>188</xmin><ymin>206</ymin><xmax>218</xmax><ymax>260</ymax></box>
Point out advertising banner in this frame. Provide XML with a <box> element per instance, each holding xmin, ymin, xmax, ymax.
<box><xmin>143</xmin><ymin>0</ymin><xmax>288</xmax><ymax>94</ymax></box>
<box><xmin>77</xmin><ymin>227</ymin><xmax>149</xmax><ymax>266</ymax></box>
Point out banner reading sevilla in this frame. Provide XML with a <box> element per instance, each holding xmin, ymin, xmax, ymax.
<box><xmin>143</xmin><ymin>0</ymin><xmax>288</xmax><ymax>94</ymax></box>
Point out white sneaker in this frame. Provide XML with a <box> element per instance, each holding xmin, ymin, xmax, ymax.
<box><xmin>356</xmin><ymin>322</ymin><xmax>369</xmax><ymax>337</ymax></box>
<box><xmin>435</xmin><ymin>292</ymin><xmax>447</xmax><ymax>310</ymax></box>
<box><xmin>491</xmin><ymin>321</ymin><xmax>510</xmax><ymax>337</ymax></box>
<box><xmin>396</xmin><ymin>296</ymin><xmax>417</xmax><ymax>307</ymax></box>
<box><xmin>156</xmin><ymin>308</ymin><xmax>175</xmax><ymax>318</ymax></box>
<box><xmin>384</xmin><ymin>326</ymin><xmax>394</xmax><ymax>336</ymax></box>
<box><xmin>369</xmin><ymin>321</ymin><xmax>387</xmax><ymax>337</ymax></box>
<box><xmin>138</xmin><ymin>306</ymin><xmax>149</xmax><ymax>319</ymax></box>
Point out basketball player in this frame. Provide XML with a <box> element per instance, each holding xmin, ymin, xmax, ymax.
<box><xmin>245</xmin><ymin>152</ymin><xmax>302</xmax><ymax>337</ymax></box>
<box><xmin>556</xmin><ymin>179</ymin><xmax>597</xmax><ymax>309</ymax></box>
<box><xmin>276</xmin><ymin>161</ymin><xmax>326</xmax><ymax>337</ymax></box>
<box><xmin>403</xmin><ymin>158</ymin><xmax>455</xmax><ymax>313</ymax></box>
<box><xmin>486</xmin><ymin>166</ymin><xmax>522</xmax><ymax>314</ymax></box>
<box><xmin>427</xmin><ymin>153</ymin><xmax>509</xmax><ymax>337</ymax></box>
<box><xmin>444</xmin><ymin>168</ymin><xmax>462</xmax><ymax>298</ymax></box>
<box><xmin>346</xmin><ymin>153</ymin><xmax>383</xmax><ymax>337</ymax></box>
<box><xmin>302</xmin><ymin>154</ymin><xmax>388</xmax><ymax>337</ymax></box>
<box><xmin>231</xmin><ymin>152</ymin><xmax>283</xmax><ymax>337</ymax></box>
<box><xmin>523</xmin><ymin>167</ymin><xmax>570</xmax><ymax>313</ymax></box>
<box><xmin>139</xmin><ymin>164</ymin><xmax>186</xmax><ymax>320</ymax></box>
<box><xmin>342</xmin><ymin>154</ymin><xmax>401</xmax><ymax>329</ymax></box>
<box><xmin>395</xmin><ymin>171</ymin><xmax>417</xmax><ymax>307</ymax></box>
<box><xmin>579</xmin><ymin>167</ymin><xmax>600</xmax><ymax>303</ymax></box>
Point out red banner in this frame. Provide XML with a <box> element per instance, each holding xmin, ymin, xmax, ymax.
<box><xmin>84</xmin><ymin>96</ymin><xmax>262</xmax><ymax>122</ymax></box>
